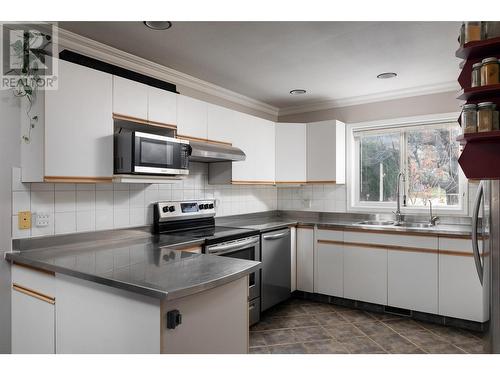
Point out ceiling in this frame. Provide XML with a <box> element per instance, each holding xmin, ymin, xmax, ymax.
<box><xmin>59</xmin><ymin>21</ymin><xmax>461</xmax><ymax>110</ymax></box>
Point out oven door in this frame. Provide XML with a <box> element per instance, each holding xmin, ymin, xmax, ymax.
<box><xmin>206</xmin><ymin>236</ymin><xmax>261</xmax><ymax>301</ymax></box>
<box><xmin>133</xmin><ymin>132</ymin><xmax>190</xmax><ymax>175</ymax></box>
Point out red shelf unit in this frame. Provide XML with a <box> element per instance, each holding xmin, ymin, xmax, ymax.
<box><xmin>456</xmin><ymin>36</ymin><xmax>500</xmax><ymax>179</ymax></box>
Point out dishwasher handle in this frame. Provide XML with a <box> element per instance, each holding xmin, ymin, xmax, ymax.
<box><xmin>263</xmin><ymin>231</ymin><xmax>289</xmax><ymax>241</ymax></box>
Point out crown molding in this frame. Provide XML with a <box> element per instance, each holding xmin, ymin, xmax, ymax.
<box><xmin>278</xmin><ymin>81</ymin><xmax>460</xmax><ymax>117</ymax></box>
<box><xmin>54</xmin><ymin>26</ymin><xmax>280</xmax><ymax>118</ymax></box>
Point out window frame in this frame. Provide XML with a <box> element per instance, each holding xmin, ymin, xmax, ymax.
<box><xmin>346</xmin><ymin>112</ymin><xmax>468</xmax><ymax>215</ymax></box>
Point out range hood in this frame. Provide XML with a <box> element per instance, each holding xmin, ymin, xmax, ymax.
<box><xmin>189</xmin><ymin>140</ymin><xmax>246</xmax><ymax>162</ymax></box>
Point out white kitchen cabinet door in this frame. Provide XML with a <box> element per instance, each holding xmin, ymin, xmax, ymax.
<box><xmin>307</xmin><ymin>120</ymin><xmax>345</xmax><ymax>184</ymax></box>
<box><xmin>45</xmin><ymin>60</ymin><xmax>113</xmax><ymax>178</ymax></box>
<box><xmin>11</xmin><ymin>265</ymin><xmax>56</xmax><ymax>354</ymax></box>
<box><xmin>343</xmin><ymin>245</ymin><xmax>387</xmax><ymax>305</ymax></box>
<box><xmin>12</xmin><ymin>287</ymin><xmax>55</xmax><ymax>354</ymax></box>
<box><xmin>439</xmin><ymin>238</ymin><xmax>488</xmax><ymax>322</ymax></box>
<box><xmin>253</xmin><ymin>117</ymin><xmax>275</xmax><ymax>182</ymax></box>
<box><xmin>112</xmin><ymin>75</ymin><xmax>149</xmax><ymax>119</ymax></box>
<box><xmin>296</xmin><ymin>227</ymin><xmax>314</xmax><ymax>293</ymax></box>
<box><xmin>314</xmin><ymin>229</ymin><xmax>343</xmax><ymax>297</ymax></box>
<box><xmin>207</xmin><ymin>103</ymin><xmax>236</xmax><ymax>144</ymax></box>
<box><xmin>227</xmin><ymin>112</ymin><xmax>275</xmax><ymax>183</ymax></box>
<box><xmin>177</xmin><ymin>95</ymin><xmax>208</xmax><ymax>139</ymax></box>
<box><xmin>148</xmin><ymin>86</ymin><xmax>177</xmax><ymax>125</ymax></box>
<box><xmin>388</xmin><ymin>250</ymin><xmax>438</xmax><ymax>314</ymax></box>
<box><xmin>275</xmin><ymin>123</ymin><xmax>307</xmax><ymax>183</ymax></box>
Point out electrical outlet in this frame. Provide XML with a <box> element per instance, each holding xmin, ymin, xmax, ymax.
<box><xmin>18</xmin><ymin>211</ymin><xmax>31</xmax><ymax>230</ymax></box>
<box><xmin>35</xmin><ymin>212</ymin><xmax>50</xmax><ymax>227</ymax></box>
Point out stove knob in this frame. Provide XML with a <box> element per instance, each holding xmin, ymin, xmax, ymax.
<box><xmin>203</xmin><ymin>204</ymin><xmax>209</xmax><ymax>209</ymax></box>
<box><xmin>168</xmin><ymin>206</ymin><xmax>175</xmax><ymax>212</ymax></box>
<box><xmin>162</xmin><ymin>206</ymin><xmax>169</xmax><ymax>213</ymax></box>
<box><xmin>208</xmin><ymin>203</ymin><xmax>214</xmax><ymax>209</ymax></box>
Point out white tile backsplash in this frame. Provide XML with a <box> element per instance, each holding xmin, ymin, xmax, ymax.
<box><xmin>277</xmin><ymin>184</ymin><xmax>348</xmax><ymax>213</ymax></box>
<box><xmin>11</xmin><ymin>163</ymin><xmax>278</xmax><ymax>239</ymax></box>
<box><xmin>55</xmin><ymin>191</ymin><xmax>76</xmax><ymax>213</ymax></box>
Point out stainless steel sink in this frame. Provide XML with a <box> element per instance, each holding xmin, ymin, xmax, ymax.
<box><xmin>355</xmin><ymin>220</ymin><xmax>395</xmax><ymax>226</ymax></box>
<box><xmin>395</xmin><ymin>222</ymin><xmax>435</xmax><ymax>229</ymax></box>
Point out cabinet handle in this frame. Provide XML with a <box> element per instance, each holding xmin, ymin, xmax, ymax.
<box><xmin>12</xmin><ymin>283</ymin><xmax>55</xmax><ymax>305</ymax></box>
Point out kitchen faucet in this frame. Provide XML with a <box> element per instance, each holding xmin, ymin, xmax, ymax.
<box><xmin>428</xmin><ymin>200</ymin><xmax>440</xmax><ymax>226</ymax></box>
<box><xmin>394</xmin><ymin>171</ymin><xmax>406</xmax><ymax>225</ymax></box>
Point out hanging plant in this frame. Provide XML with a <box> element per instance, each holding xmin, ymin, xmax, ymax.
<box><xmin>8</xmin><ymin>30</ymin><xmax>49</xmax><ymax>143</ymax></box>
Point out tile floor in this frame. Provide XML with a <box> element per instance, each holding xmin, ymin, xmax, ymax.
<box><xmin>249</xmin><ymin>298</ymin><xmax>487</xmax><ymax>354</ymax></box>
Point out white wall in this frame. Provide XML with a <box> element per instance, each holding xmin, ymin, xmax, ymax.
<box><xmin>0</xmin><ymin>90</ymin><xmax>21</xmax><ymax>353</ymax></box>
<box><xmin>278</xmin><ymin>91</ymin><xmax>458</xmax><ymax>124</ymax></box>
<box><xmin>11</xmin><ymin>162</ymin><xmax>277</xmax><ymax>239</ymax></box>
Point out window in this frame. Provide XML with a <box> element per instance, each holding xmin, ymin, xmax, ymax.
<box><xmin>351</xmin><ymin>119</ymin><xmax>464</xmax><ymax>212</ymax></box>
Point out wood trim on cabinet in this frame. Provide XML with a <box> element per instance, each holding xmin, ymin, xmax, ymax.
<box><xmin>305</xmin><ymin>180</ymin><xmax>337</xmax><ymax>184</ymax></box>
<box><xmin>44</xmin><ymin>176</ymin><xmax>113</xmax><ymax>184</ymax></box>
<box><xmin>344</xmin><ymin>227</ymin><xmax>440</xmax><ymax>238</ymax></box>
<box><xmin>341</xmin><ymin>241</ymin><xmax>439</xmax><ymax>254</ymax></box>
<box><xmin>275</xmin><ymin>181</ymin><xmax>308</xmax><ymax>185</ymax></box>
<box><xmin>230</xmin><ymin>180</ymin><xmax>276</xmax><ymax>185</ymax></box>
<box><xmin>12</xmin><ymin>262</ymin><xmax>55</xmax><ymax>276</ymax></box>
<box><xmin>318</xmin><ymin>239</ymin><xmax>486</xmax><ymax>257</ymax></box>
<box><xmin>176</xmin><ymin>134</ymin><xmax>232</xmax><ymax>146</ymax></box>
<box><xmin>113</xmin><ymin>113</ymin><xmax>177</xmax><ymax>130</ymax></box>
<box><xmin>12</xmin><ymin>283</ymin><xmax>55</xmax><ymax>305</ymax></box>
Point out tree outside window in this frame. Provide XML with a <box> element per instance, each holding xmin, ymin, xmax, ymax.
<box><xmin>356</xmin><ymin>123</ymin><xmax>462</xmax><ymax>209</ymax></box>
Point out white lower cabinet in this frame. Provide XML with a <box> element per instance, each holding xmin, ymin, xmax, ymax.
<box><xmin>343</xmin><ymin>244</ymin><xmax>388</xmax><ymax>305</ymax></box>
<box><xmin>11</xmin><ymin>265</ymin><xmax>55</xmax><ymax>354</ymax></box>
<box><xmin>388</xmin><ymin>250</ymin><xmax>438</xmax><ymax>314</ymax></box>
<box><xmin>296</xmin><ymin>227</ymin><xmax>314</xmax><ymax>293</ymax></box>
<box><xmin>290</xmin><ymin>226</ymin><xmax>297</xmax><ymax>292</ymax></box>
<box><xmin>314</xmin><ymin>229</ymin><xmax>343</xmax><ymax>297</ymax></box>
<box><xmin>439</xmin><ymin>238</ymin><xmax>489</xmax><ymax>322</ymax></box>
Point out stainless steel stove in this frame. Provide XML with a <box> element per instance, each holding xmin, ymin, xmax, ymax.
<box><xmin>153</xmin><ymin>199</ymin><xmax>261</xmax><ymax>325</ymax></box>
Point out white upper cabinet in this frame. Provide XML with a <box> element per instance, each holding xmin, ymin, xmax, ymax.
<box><xmin>177</xmin><ymin>95</ymin><xmax>208</xmax><ymax>139</ymax></box>
<box><xmin>230</xmin><ymin>112</ymin><xmax>275</xmax><ymax>183</ymax></box>
<box><xmin>45</xmin><ymin>60</ymin><xmax>113</xmax><ymax>179</ymax></box>
<box><xmin>147</xmin><ymin>86</ymin><xmax>177</xmax><ymax>125</ymax></box>
<box><xmin>112</xmin><ymin>76</ymin><xmax>148</xmax><ymax>119</ymax></box>
<box><xmin>207</xmin><ymin>103</ymin><xmax>236</xmax><ymax>144</ymax></box>
<box><xmin>307</xmin><ymin>120</ymin><xmax>345</xmax><ymax>184</ymax></box>
<box><xmin>275</xmin><ymin>123</ymin><xmax>307</xmax><ymax>183</ymax></box>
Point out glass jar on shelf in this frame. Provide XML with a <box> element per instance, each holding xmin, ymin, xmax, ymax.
<box><xmin>465</xmin><ymin>21</ymin><xmax>482</xmax><ymax>43</ymax></box>
<box><xmin>462</xmin><ymin>104</ymin><xmax>478</xmax><ymax>134</ymax></box>
<box><xmin>471</xmin><ymin>62</ymin><xmax>482</xmax><ymax>87</ymax></box>
<box><xmin>483</xmin><ymin>22</ymin><xmax>500</xmax><ymax>40</ymax></box>
<box><xmin>477</xmin><ymin>102</ymin><xmax>497</xmax><ymax>132</ymax></box>
<box><xmin>481</xmin><ymin>57</ymin><xmax>500</xmax><ymax>86</ymax></box>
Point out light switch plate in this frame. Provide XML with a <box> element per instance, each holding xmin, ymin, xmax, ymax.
<box><xmin>18</xmin><ymin>211</ymin><xmax>31</xmax><ymax>229</ymax></box>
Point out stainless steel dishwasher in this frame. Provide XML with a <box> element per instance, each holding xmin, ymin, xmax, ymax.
<box><xmin>261</xmin><ymin>227</ymin><xmax>291</xmax><ymax>311</ymax></box>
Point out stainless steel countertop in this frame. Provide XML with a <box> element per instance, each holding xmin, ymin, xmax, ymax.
<box><xmin>6</xmin><ymin>228</ymin><xmax>260</xmax><ymax>300</ymax></box>
<box><xmin>217</xmin><ymin>211</ymin><xmax>474</xmax><ymax>237</ymax></box>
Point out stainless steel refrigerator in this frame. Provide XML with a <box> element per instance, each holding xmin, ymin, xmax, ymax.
<box><xmin>473</xmin><ymin>180</ymin><xmax>500</xmax><ymax>353</ymax></box>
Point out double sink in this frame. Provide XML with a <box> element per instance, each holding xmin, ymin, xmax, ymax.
<box><xmin>354</xmin><ymin>220</ymin><xmax>436</xmax><ymax>229</ymax></box>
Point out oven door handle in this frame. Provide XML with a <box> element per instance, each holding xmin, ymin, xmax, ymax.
<box><xmin>207</xmin><ymin>237</ymin><xmax>259</xmax><ymax>255</ymax></box>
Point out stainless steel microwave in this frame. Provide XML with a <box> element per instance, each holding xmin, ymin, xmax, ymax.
<box><xmin>114</xmin><ymin>131</ymin><xmax>191</xmax><ymax>175</ymax></box>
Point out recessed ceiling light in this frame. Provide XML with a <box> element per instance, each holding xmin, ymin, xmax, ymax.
<box><xmin>289</xmin><ymin>89</ymin><xmax>307</xmax><ymax>95</ymax></box>
<box><xmin>144</xmin><ymin>21</ymin><xmax>172</xmax><ymax>30</ymax></box>
<box><xmin>377</xmin><ymin>72</ymin><xmax>397</xmax><ymax>79</ymax></box>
